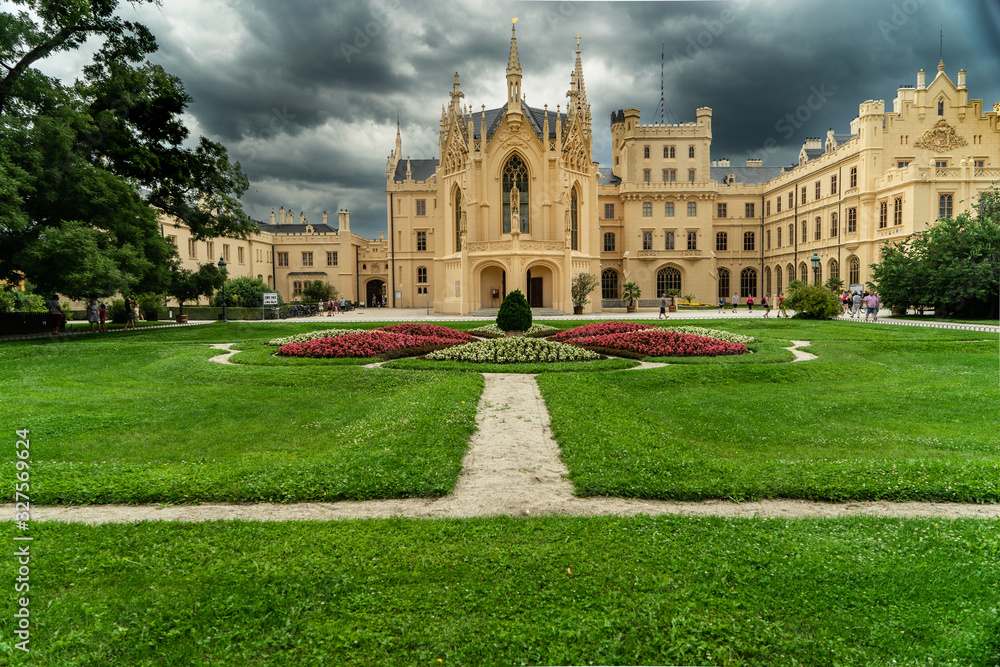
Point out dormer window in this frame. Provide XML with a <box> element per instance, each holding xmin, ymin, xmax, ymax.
<box><xmin>937</xmin><ymin>99</ymin><xmax>944</xmax><ymax>116</ymax></box>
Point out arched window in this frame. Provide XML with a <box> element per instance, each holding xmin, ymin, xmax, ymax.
<box><xmin>454</xmin><ymin>188</ymin><xmax>463</xmax><ymax>251</ymax></box>
<box><xmin>570</xmin><ymin>187</ymin><xmax>579</xmax><ymax>250</ymax></box>
<box><xmin>502</xmin><ymin>154</ymin><xmax>529</xmax><ymax>234</ymax></box>
<box><xmin>787</xmin><ymin>264</ymin><xmax>795</xmax><ymax>286</ymax></box>
<box><xmin>657</xmin><ymin>267</ymin><xmax>682</xmax><ymax>296</ymax></box>
<box><xmin>718</xmin><ymin>267</ymin><xmax>730</xmax><ymax>299</ymax></box>
<box><xmin>939</xmin><ymin>194</ymin><xmax>953</xmax><ymax>219</ymax></box>
<box><xmin>937</xmin><ymin>98</ymin><xmax>944</xmax><ymax>116</ymax></box>
<box><xmin>829</xmin><ymin>259</ymin><xmax>839</xmax><ymax>280</ymax></box>
<box><xmin>744</xmin><ymin>231</ymin><xmax>755</xmax><ymax>251</ymax></box>
<box><xmin>830</xmin><ymin>212</ymin><xmax>838</xmax><ymax>237</ymax></box>
<box><xmin>849</xmin><ymin>256</ymin><xmax>860</xmax><ymax>284</ymax></box>
<box><xmin>740</xmin><ymin>267</ymin><xmax>757</xmax><ymax>298</ymax></box>
<box><xmin>603</xmin><ymin>232</ymin><xmax>615</xmax><ymax>252</ymax></box>
<box><xmin>417</xmin><ymin>266</ymin><xmax>427</xmax><ymax>283</ymax></box>
<box><xmin>764</xmin><ymin>266</ymin><xmax>772</xmax><ymax>296</ymax></box>
<box><xmin>716</xmin><ymin>232</ymin><xmax>727</xmax><ymax>251</ymax></box>
<box><xmin>601</xmin><ymin>269</ymin><xmax>619</xmax><ymax>299</ymax></box>
<box><xmin>775</xmin><ymin>265</ymin><xmax>782</xmax><ymax>295</ymax></box>
<box><xmin>799</xmin><ymin>262</ymin><xmax>809</xmax><ymax>283</ymax></box>
<box><xmin>777</xmin><ymin>226</ymin><xmax>782</xmax><ymax>247</ymax></box>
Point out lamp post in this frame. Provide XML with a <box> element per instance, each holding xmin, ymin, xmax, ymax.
<box><xmin>810</xmin><ymin>252</ymin><xmax>821</xmax><ymax>286</ymax></box>
<box><xmin>218</xmin><ymin>256</ymin><xmax>228</xmax><ymax>322</ymax></box>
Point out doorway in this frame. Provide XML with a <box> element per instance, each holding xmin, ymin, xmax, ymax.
<box><xmin>526</xmin><ymin>270</ymin><xmax>543</xmax><ymax>308</ymax></box>
<box><xmin>365</xmin><ymin>279</ymin><xmax>386</xmax><ymax>307</ymax></box>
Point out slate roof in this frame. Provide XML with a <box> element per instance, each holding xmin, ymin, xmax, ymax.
<box><xmin>597</xmin><ymin>167</ymin><xmax>622</xmax><ymax>186</ymax></box>
<box><xmin>801</xmin><ymin>147</ymin><xmax>825</xmax><ymax>161</ymax></box>
<box><xmin>709</xmin><ymin>165</ymin><xmax>786</xmax><ymax>185</ymax></box>
<box><xmin>256</xmin><ymin>223</ymin><xmax>340</xmax><ymax>234</ymax></box>
<box><xmin>391</xmin><ymin>158</ymin><xmax>439</xmax><ymax>183</ymax></box>
<box><xmin>831</xmin><ymin>133</ymin><xmax>855</xmax><ymax>146</ymax></box>
<box><xmin>463</xmin><ymin>102</ymin><xmax>568</xmax><ymax>142</ymax></box>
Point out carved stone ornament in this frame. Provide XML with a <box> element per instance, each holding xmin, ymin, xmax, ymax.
<box><xmin>914</xmin><ymin>119</ymin><xmax>968</xmax><ymax>151</ymax></box>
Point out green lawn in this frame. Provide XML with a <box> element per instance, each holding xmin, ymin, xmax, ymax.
<box><xmin>539</xmin><ymin>320</ymin><xmax>1000</xmax><ymax>501</ymax></box>
<box><xmin>1</xmin><ymin>516</ymin><xmax>997</xmax><ymax>666</ymax></box>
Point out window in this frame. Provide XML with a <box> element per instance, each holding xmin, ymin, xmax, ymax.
<box><xmin>718</xmin><ymin>268</ymin><xmax>730</xmax><ymax>298</ymax></box>
<box><xmin>570</xmin><ymin>188</ymin><xmax>579</xmax><ymax>251</ymax></box>
<box><xmin>815</xmin><ymin>181</ymin><xmax>821</xmax><ymax>200</ymax></box>
<box><xmin>603</xmin><ymin>232</ymin><xmax>615</xmax><ymax>252</ymax></box>
<box><xmin>327</xmin><ymin>251</ymin><xmax>338</xmax><ymax>266</ymax></box>
<box><xmin>777</xmin><ymin>227</ymin><xmax>782</xmax><ymax>247</ymax></box>
<box><xmin>166</xmin><ymin>235</ymin><xmax>177</xmax><ymax>247</ymax></box>
<box><xmin>642</xmin><ymin>202</ymin><xmax>652</xmax><ymax>217</ymax></box>
<box><xmin>815</xmin><ymin>216</ymin><xmax>822</xmax><ymax>240</ymax></box>
<box><xmin>847</xmin><ymin>207</ymin><xmax>857</xmax><ymax>233</ymax></box>
<box><xmin>223</xmin><ymin>244</ymin><xmax>230</xmax><ymax>262</ymax></box>
<box><xmin>897</xmin><ymin>160</ymin><xmax>910</xmax><ymax>168</ymax></box>
<box><xmin>744</xmin><ymin>231</ymin><xmax>755</xmax><ymax>251</ymax></box>
<box><xmin>687</xmin><ymin>202</ymin><xmax>697</xmax><ymax>217</ymax></box>
<box><xmin>716</xmin><ymin>232</ymin><xmax>728</xmax><ymax>251</ymax></box>
<box><xmin>849</xmin><ymin>166</ymin><xmax>857</xmax><ymax>188</ymax></box>
<box><xmin>829</xmin><ymin>259</ymin><xmax>840</xmax><ymax>280</ymax></box>
<box><xmin>830</xmin><ymin>212</ymin><xmax>838</xmax><ymax>237</ymax></box>
<box><xmin>206</xmin><ymin>241</ymin><xmax>214</xmax><ymax>260</ymax></box>
<box><xmin>664</xmin><ymin>145</ymin><xmax>675</xmax><ymax>158</ymax></box>
<box><xmin>417</xmin><ymin>267</ymin><xmax>427</xmax><ymax>283</ymax></box>
<box><xmin>766</xmin><ymin>229</ymin><xmax>771</xmax><ymax>250</ymax></box>
<box><xmin>642</xmin><ymin>231</ymin><xmax>653</xmax><ymax>250</ymax></box>
<box><xmin>788</xmin><ymin>192</ymin><xmax>794</xmax><ymax>209</ymax></box>
<box><xmin>643</xmin><ymin>145</ymin><xmax>650</xmax><ymax>159</ymax></box>
<box><xmin>717</xmin><ymin>203</ymin><xmax>727</xmax><ymax>218</ymax></box>
<box><xmin>935</xmin><ymin>160</ymin><xmax>948</xmax><ymax>168</ymax></box>
<box><xmin>740</xmin><ymin>268</ymin><xmax>757</xmax><ymax>298</ymax></box>
<box><xmin>776</xmin><ymin>197</ymin><xmax>781</xmax><ymax>213</ymax></box>
<box><xmin>801</xmin><ymin>220</ymin><xmax>807</xmax><ymax>243</ymax></box>
<box><xmin>765</xmin><ymin>267</ymin><xmax>771</xmax><ymax>296</ymax></box>
<box><xmin>975</xmin><ymin>159</ymin><xmax>985</xmax><ymax>168</ymax></box>
<box><xmin>849</xmin><ymin>257</ymin><xmax>860</xmax><ymax>284</ymax></box>
<box><xmin>688</xmin><ymin>169</ymin><xmax>696</xmax><ymax>183</ymax></box>
<box><xmin>663</xmin><ymin>169</ymin><xmax>676</xmax><ymax>182</ymax></box>
<box><xmin>417</xmin><ymin>230</ymin><xmax>427</xmax><ymax>251</ymax></box>
<box><xmin>788</xmin><ymin>224</ymin><xmax>794</xmax><ymax>245</ymax></box>
<box><xmin>893</xmin><ymin>197</ymin><xmax>902</xmax><ymax>226</ymax></box>
<box><xmin>766</xmin><ymin>200</ymin><xmax>771</xmax><ymax>216</ymax></box>
<box><xmin>293</xmin><ymin>281</ymin><xmax>302</xmax><ymax>295</ymax></box>
<box><xmin>939</xmin><ymin>194</ymin><xmax>953</xmax><ymax>219</ymax></box>
<box><xmin>277</xmin><ymin>252</ymin><xmax>288</xmax><ymax>267</ymax></box>
<box><xmin>800</xmin><ymin>263</ymin><xmax>809</xmax><ymax>283</ymax></box>
<box><xmin>686</xmin><ymin>231</ymin><xmax>697</xmax><ymax>250</ymax></box>
<box><xmin>688</xmin><ymin>145</ymin><xmax>695</xmax><ymax>158</ymax></box>
<box><xmin>745</xmin><ymin>202</ymin><xmax>755</xmax><ymax>218</ymax></box>
<box><xmin>455</xmin><ymin>189</ymin><xmax>463</xmax><ymax>251</ymax></box>
<box><xmin>238</xmin><ymin>246</ymin><xmax>245</xmax><ymax>264</ymax></box>
<box><xmin>416</xmin><ymin>199</ymin><xmax>426</xmax><ymax>216</ymax></box>
<box><xmin>937</xmin><ymin>99</ymin><xmax>944</xmax><ymax>115</ymax></box>
<box><xmin>665</xmin><ymin>202</ymin><xmax>675</xmax><ymax>217</ymax></box>
<box><xmin>187</xmin><ymin>238</ymin><xmax>197</xmax><ymax>258</ymax></box>
<box><xmin>657</xmin><ymin>267</ymin><xmax>681</xmax><ymax>295</ymax></box>
<box><xmin>879</xmin><ymin>201</ymin><xmax>888</xmax><ymax>228</ymax></box>
<box><xmin>643</xmin><ymin>169</ymin><xmax>650</xmax><ymax>184</ymax></box>
<box><xmin>601</xmin><ymin>269</ymin><xmax>619</xmax><ymax>299</ymax></box>
<box><xmin>775</xmin><ymin>265</ymin><xmax>782</xmax><ymax>295</ymax></box>
<box><xmin>664</xmin><ymin>231</ymin><xmax>675</xmax><ymax>250</ymax></box>
<box><xmin>302</xmin><ymin>252</ymin><xmax>313</xmax><ymax>267</ymax></box>
<box><xmin>604</xmin><ymin>203</ymin><xmax>615</xmax><ymax>219</ymax></box>
<box><xmin>831</xmin><ymin>174</ymin><xmax>838</xmax><ymax>195</ymax></box>
<box><xmin>502</xmin><ymin>154</ymin><xmax>530</xmax><ymax>234</ymax></box>
<box><xmin>801</xmin><ymin>186</ymin><xmax>807</xmax><ymax>204</ymax></box>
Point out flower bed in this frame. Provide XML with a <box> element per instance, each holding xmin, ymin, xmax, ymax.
<box><xmin>658</xmin><ymin>326</ymin><xmax>758</xmax><ymax>344</ymax></box>
<box><xmin>547</xmin><ymin>321</ymin><xmax>656</xmax><ymax>342</ymax></box>
<box><xmin>268</xmin><ymin>329</ymin><xmax>368</xmax><ymax>346</ymax></box>
<box><xmin>566</xmin><ymin>328</ymin><xmax>747</xmax><ymax>358</ymax></box>
<box><xmin>379</xmin><ymin>323</ymin><xmax>477</xmax><ymax>342</ymax></box>
<box><xmin>467</xmin><ymin>323</ymin><xmax>560</xmax><ymax>339</ymax></box>
<box><xmin>278</xmin><ymin>327</ymin><xmax>472</xmax><ymax>359</ymax></box>
<box><xmin>426</xmin><ymin>337</ymin><xmax>600</xmax><ymax>363</ymax></box>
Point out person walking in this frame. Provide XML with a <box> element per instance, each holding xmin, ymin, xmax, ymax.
<box><xmin>732</xmin><ymin>293</ymin><xmax>739</xmax><ymax>314</ymax></box>
<box><xmin>851</xmin><ymin>291</ymin><xmax>862</xmax><ymax>318</ymax></box>
<box><xmin>46</xmin><ymin>295</ymin><xmax>63</xmax><ymax>334</ymax></box>
<box><xmin>842</xmin><ymin>291</ymin><xmax>850</xmax><ymax>314</ymax></box>
<box><xmin>746</xmin><ymin>294</ymin><xmax>754</xmax><ymax>313</ymax></box>
<box><xmin>87</xmin><ymin>298</ymin><xmax>99</xmax><ymax>332</ymax></box>
<box><xmin>124</xmin><ymin>297</ymin><xmax>136</xmax><ymax>330</ymax></box>
<box><xmin>762</xmin><ymin>294</ymin><xmax>771</xmax><ymax>318</ymax></box>
<box><xmin>658</xmin><ymin>293</ymin><xmax>667</xmax><ymax>319</ymax></box>
<box><xmin>777</xmin><ymin>292</ymin><xmax>788</xmax><ymax>318</ymax></box>
<box><xmin>864</xmin><ymin>291</ymin><xmax>881</xmax><ymax>322</ymax></box>
<box><xmin>99</xmin><ymin>302</ymin><xmax>107</xmax><ymax>331</ymax></box>
<box><xmin>718</xmin><ymin>296</ymin><xmax>725</xmax><ymax>314</ymax></box>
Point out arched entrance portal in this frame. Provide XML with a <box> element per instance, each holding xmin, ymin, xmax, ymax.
<box><xmin>365</xmin><ymin>279</ymin><xmax>386</xmax><ymax>307</ymax></box>
<box><xmin>526</xmin><ymin>265</ymin><xmax>553</xmax><ymax>308</ymax></box>
<box><xmin>479</xmin><ymin>265</ymin><xmax>506</xmax><ymax>309</ymax></box>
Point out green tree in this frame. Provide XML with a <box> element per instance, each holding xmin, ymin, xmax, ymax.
<box><xmin>301</xmin><ymin>280</ymin><xmax>338</xmax><ymax>303</ymax></box>
<box><xmin>168</xmin><ymin>263</ymin><xmax>224</xmax><ymax>315</ymax></box>
<box><xmin>212</xmin><ymin>276</ymin><xmax>270</xmax><ymax>308</ymax></box>
<box><xmin>496</xmin><ymin>289</ymin><xmax>532</xmax><ymax>332</ymax></box>
<box><xmin>824</xmin><ymin>277</ymin><xmax>845</xmax><ymax>294</ymax></box>
<box><xmin>0</xmin><ymin>0</ymin><xmax>253</xmax><ymax>298</ymax></box>
<box><xmin>784</xmin><ymin>282</ymin><xmax>842</xmax><ymax>319</ymax></box>
<box><xmin>869</xmin><ymin>186</ymin><xmax>1000</xmax><ymax>318</ymax></box>
<box><xmin>571</xmin><ymin>273</ymin><xmax>599</xmax><ymax>308</ymax></box>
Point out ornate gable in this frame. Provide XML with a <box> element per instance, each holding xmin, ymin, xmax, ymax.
<box><xmin>914</xmin><ymin>119</ymin><xmax>968</xmax><ymax>151</ymax></box>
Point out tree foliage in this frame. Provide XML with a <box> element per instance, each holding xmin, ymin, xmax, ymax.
<box><xmin>212</xmin><ymin>276</ymin><xmax>271</xmax><ymax>308</ymax></box>
<box><xmin>784</xmin><ymin>282</ymin><xmax>842</xmax><ymax>319</ymax></box>
<box><xmin>301</xmin><ymin>280</ymin><xmax>338</xmax><ymax>303</ymax></box>
<box><xmin>496</xmin><ymin>289</ymin><xmax>532</xmax><ymax>332</ymax></box>
<box><xmin>168</xmin><ymin>263</ymin><xmax>224</xmax><ymax>314</ymax></box>
<box><xmin>869</xmin><ymin>186</ymin><xmax>1000</xmax><ymax>318</ymax></box>
<box><xmin>0</xmin><ymin>0</ymin><xmax>253</xmax><ymax>298</ymax></box>
<box><xmin>571</xmin><ymin>273</ymin><xmax>599</xmax><ymax>307</ymax></box>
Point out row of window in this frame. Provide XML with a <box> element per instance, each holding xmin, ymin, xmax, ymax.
<box><xmin>642</xmin><ymin>145</ymin><xmax>697</xmax><ymax>159</ymax></box>
<box><xmin>177</xmin><ymin>237</ymin><xmax>252</xmax><ymax>264</ymax></box>
<box><xmin>765</xmin><ymin>167</ymin><xmax>857</xmax><ymax>216</ymax></box>
<box><xmin>276</xmin><ymin>252</ymin><xmax>338</xmax><ymax>268</ymax></box>
<box><xmin>642</xmin><ymin>201</ymin><xmax>699</xmax><ymax>217</ymax></box>
<box><xmin>715</xmin><ymin>232</ymin><xmax>758</xmax><ymax>252</ymax></box>
<box><xmin>643</xmin><ymin>169</ymin><xmax>696</xmax><ymax>184</ymax></box>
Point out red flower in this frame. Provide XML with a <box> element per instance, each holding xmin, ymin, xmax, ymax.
<box><xmin>566</xmin><ymin>329</ymin><xmax>747</xmax><ymax>357</ymax></box>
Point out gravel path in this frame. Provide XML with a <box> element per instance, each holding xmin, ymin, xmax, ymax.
<box><xmin>16</xmin><ymin>340</ymin><xmax>997</xmax><ymax>524</ymax></box>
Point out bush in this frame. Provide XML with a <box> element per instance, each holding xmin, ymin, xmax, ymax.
<box><xmin>212</xmin><ymin>276</ymin><xmax>271</xmax><ymax>308</ymax></box>
<box><xmin>784</xmin><ymin>284</ymin><xmax>843</xmax><ymax>319</ymax></box>
<box><xmin>0</xmin><ymin>289</ymin><xmax>14</xmax><ymax>313</ymax></box>
<box><xmin>301</xmin><ymin>280</ymin><xmax>338</xmax><ymax>303</ymax></box>
<box><xmin>108</xmin><ymin>298</ymin><xmax>128</xmax><ymax>324</ymax></box>
<box><xmin>496</xmin><ymin>289</ymin><xmax>532</xmax><ymax>332</ymax></box>
<box><xmin>136</xmin><ymin>293</ymin><xmax>165</xmax><ymax>319</ymax></box>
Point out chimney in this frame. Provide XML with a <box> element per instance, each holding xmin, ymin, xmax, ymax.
<box><xmin>278</xmin><ymin>206</ymin><xmax>285</xmax><ymax>224</ymax></box>
<box><xmin>269</xmin><ymin>211</ymin><xmax>275</xmax><ymax>225</ymax></box>
<box><xmin>338</xmin><ymin>210</ymin><xmax>350</xmax><ymax>233</ymax></box>
<box><xmin>917</xmin><ymin>69</ymin><xmax>926</xmax><ymax>89</ymax></box>
<box><xmin>322</xmin><ymin>211</ymin><xmax>328</xmax><ymax>226</ymax></box>
<box><xmin>746</xmin><ymin>159</ymin><xmax>762</xmax><ymax>167</ymax></box>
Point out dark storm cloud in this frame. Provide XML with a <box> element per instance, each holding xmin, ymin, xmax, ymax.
<box><xmin>116</xmin><ymin>0</ymin><xmax>999</xmax><ymax>238</ymax></box>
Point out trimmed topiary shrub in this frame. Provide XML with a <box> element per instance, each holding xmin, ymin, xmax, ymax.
<box><xmin>496</xmin><ymin>289</ymin><xmax>532</xmax><ymax>332</ymax></box>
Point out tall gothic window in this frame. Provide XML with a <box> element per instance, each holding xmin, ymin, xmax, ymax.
<box><xmin>718</xmin><ymin>267</ymin><xmax>730</xmax><ymax>299</ymax></box>
<box><xmin>502</xmin><ymin>154</ymin><xmax>529</xmax><ymax>234</ymax></box>
<box><xmin>657</xmin><ymin>267</ymin><xmax>681</xmax><ymax>296</ymax></box>
<box><xmin>570</xmin><ymin>187</ymin><xmax>579</xmax><ymax>251</ymax></box>
<box><xmin>740</xmin><ymin>267</ymin><xmax>757</xmax><ymax>298</ymax></box>
<box><xmin>454</xmin><ymin>188</ymin><xmax>462</xmax><ymax>251</ymax></box>
<box><xmin>601</xmin><ymin>269</ymin><xmax>619</xmax><ymax>299</ymax></box>
<box><xmin>775</xmin><ymin>265</ymin><xmax>782</xmax><ymax>295</ymax></box>
<box><xmin>849</xmin><ymin>257</ymin><xmax>860</xmax><ymax>284</ymax></box>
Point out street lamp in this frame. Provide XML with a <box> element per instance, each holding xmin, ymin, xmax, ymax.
<box><xmin>810</xmin><ymin>252</ymin><xmax>821</xmax><ymax>286</ymax></box>
<box><xmin>218</xmin><ymin>256</ymin><xmax>228</xmax><ymax>322</ymax></box>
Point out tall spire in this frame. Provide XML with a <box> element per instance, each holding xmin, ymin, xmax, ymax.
<box><xmin>572</xmin><ymin>34</ymin><xmax>589</xmax><ymax>114</ymax></box>
<box><xmin>506</xmin><ymin>18</ymin><xmax>522</xmax><ymax>112</ymax></box>
<box><xmin>394</xmin><ymin>119</ymin><xmax>402</xmax><ymax>158</ymax></box>
<box><xmin>449</xmin><ymin>71</ymin><xmax>464</xmax><ymax>112</ymax></box>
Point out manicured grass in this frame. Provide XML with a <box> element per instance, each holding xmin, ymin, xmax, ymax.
<box><xmin>1</xmin><ymin>516</ymin><xmax>997</xmax><ymax>666</ymax></box>
<box><xmin>539</xmin><ymin>321</ymin><xmax>1000</xmax><ymax>501</ymax></box>
<box><xmin>383</xmin><ymin>356</ymin><xmax>639</xmax><ymax>373</ymax></box>
<box><xmin>0</xmin><ymin>324</ymin><xmax>482</xmax><ymax>503</ymax></box>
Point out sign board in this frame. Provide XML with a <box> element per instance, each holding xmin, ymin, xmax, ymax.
<box><xmin>395</xmin><ymin>290</ymin><xmax>402</xmax><ymax>299</ymax></box>
<box><xmin>849</xmin><ymin>284</ymin><xmax>864</xmax><ymax>294</ymax></box>
<box><xmin>263</xmin><ymin>292</ymin><xmax>279</xmax><ymax>306</ymax></box>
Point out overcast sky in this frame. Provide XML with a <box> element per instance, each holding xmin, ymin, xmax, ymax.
<box><xmin>18</xmin><ymin>0</ymin><xmax>1000</xmax><ymax>239</ymax></box>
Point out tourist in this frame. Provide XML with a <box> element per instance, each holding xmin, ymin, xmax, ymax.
<box><xmin>732</xmin><ymin>293</ymin><xmax>739</xmax><ymax>313</ymax></box>
<box><xmin>87</xmin><ymin>298</ymin><xmax>99</xmax><ymax>332</ymax></box>
<box><xmin>327</xmin><ymin>299</ymin><xmax>334</xmax><ymax>317</ymax></box>
<box><xmin>46</xmin><ymin>295</ymin><xmax>62</xmax><ymax>334</ymax></box>
<box><xmin>658</xmin><ymin>293</ymin><xmax>667</xmax><ymax>319</ymax></box>
<box><xmin>718</xmin><ymin>297</ymin><xmax>724</xmax><ymax>314</ymax></box>
<box><xmin>842</xmin><ymin>291</ymin><xmax>850</xmax><ymax>314</ymax></box>
<box><xmin>124</xmin><ymin>297</ymin><xmax>136</xmax><ymax>330</ymax></box>
<box><xmin>99</xmin><ymin>302</ymin><xmax>107</xmax><ymax>331</ymax></box>
<box><xmin>762</xmin><ymin>294</ymin><xmax>771</xmax><ymax>318</ymax></box>
<box><xmin>851</xmin><ymin>291</ymin><xmax>862</xmax><ymax>318</ymax></box>
<box><xmin>777</xmin><ymin>292</ymin><xmax>787</xmax><ymax>318</ymax></box>
<box><xmin>746</xmin><ymin>293</ymin><xmax>754</xmax><ymax>313</ymax></box>
<box><xmin>864</xmin><ymin>291</ymin><xmax>881</xmax><ymax>322</ymax></box>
